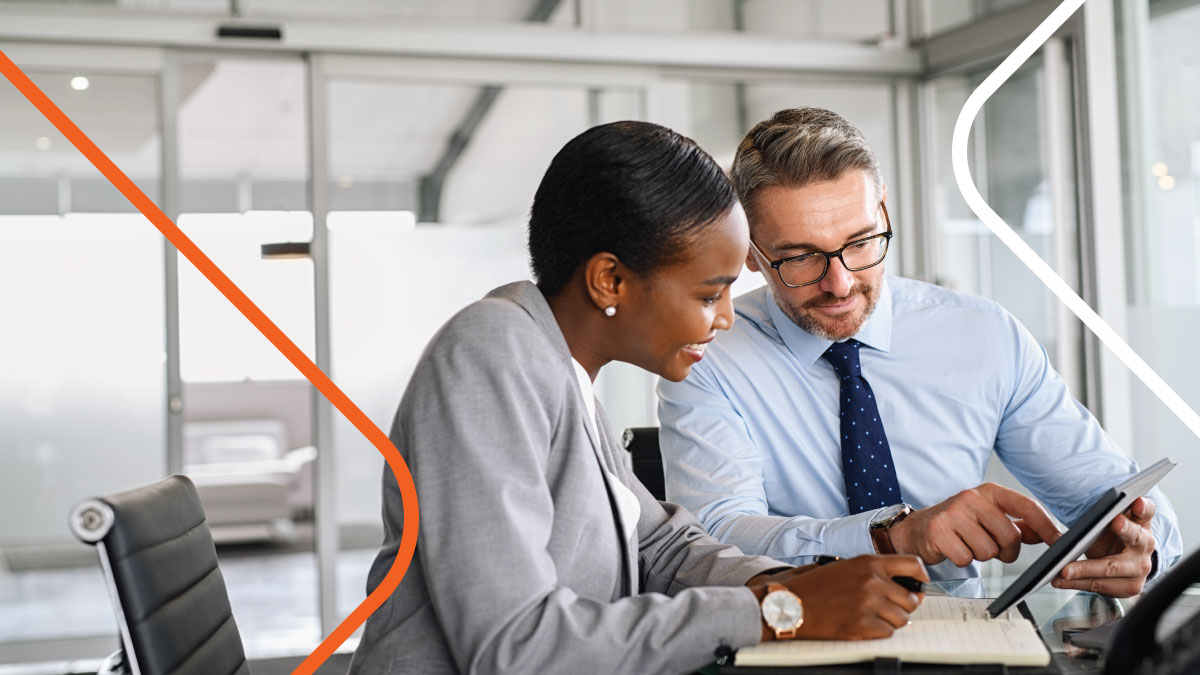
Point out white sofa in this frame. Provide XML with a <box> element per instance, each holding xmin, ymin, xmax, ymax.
<box><xmin>183</xmin><ymin>419</ymin><xmax>315</xmax><ymax>543</ymax></box>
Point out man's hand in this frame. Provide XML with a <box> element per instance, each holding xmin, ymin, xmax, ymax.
<box><xmin>1052</xmin><ymin>497</ymin><xmax>1156</xmax><ymax>597</ymax></box>
<box><xmin>748</xmin><ymin>555</ymin><xmax>927</xmax><ymax>641</ymax></box>
<box><xmin>888</xmin><ymin>483</ymin><xmax>1061</xmax><ymax>567</ymax></box>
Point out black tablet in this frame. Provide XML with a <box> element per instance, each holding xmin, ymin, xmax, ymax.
<box><xmin>987</xmin><ymin>457</ymin><xmax>1175</xmax><ymax>617</ymax></box>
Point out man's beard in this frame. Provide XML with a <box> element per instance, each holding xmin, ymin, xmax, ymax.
<box><xmin>776</xmin><ymin>280</ymin><xmax>881</xmax><ymax>341</ymax></box>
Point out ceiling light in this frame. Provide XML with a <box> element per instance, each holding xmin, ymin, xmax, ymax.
<box><xmin>1158</xmin><ymin>175</ymin><xmax>1176</xmax><ymax>190</ymax></box>
<box><xmin>70</xmin><ymin>76</ymin><xmax>90</xmax><ymax>91</ymax></box>
<box><xmin>1151</xmin><ymin>162</ymin><xmax>1168</xmax><ymax>178</ymax></box>
<box><xmin>35</xmin><ymin>136</ymin><xmax>51</xmax><ymax>151</ymax></box>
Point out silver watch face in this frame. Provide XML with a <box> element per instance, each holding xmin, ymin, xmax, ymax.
<box><xmin>762</xmin><ymin>590</ymin><xmax>803</xmax><ymax>630</ymax></box>
<box><xmin>872</xmin><ymin>503</ymin><xmax>909</xmax><ymax>527</ymax></box>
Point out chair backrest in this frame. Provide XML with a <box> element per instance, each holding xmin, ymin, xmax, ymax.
<box><xmin>69</xmin><ymin>475</ymin><xmax>251</xmax><ymax>675</ymax></box>
<box><xmin>621</xmin><ymin>426</ymin><xmax>665</xmax><ymax>501</ymax></box>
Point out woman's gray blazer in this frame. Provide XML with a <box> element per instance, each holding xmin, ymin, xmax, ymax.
<box><xmin>348</xmin><ymin>280</ymin><xmax>781</xmax><ymax>675</ymax></box>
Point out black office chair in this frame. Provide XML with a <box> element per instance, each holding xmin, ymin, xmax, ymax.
<box><xmin>69</xmin><ymin>475</ymin><xmax>251</xmax><ymax>675</ymax></box>
<box><xmin>622</xmin><ymin>426</ymin><xmax>666</xmax><ymax>501</ymax></box>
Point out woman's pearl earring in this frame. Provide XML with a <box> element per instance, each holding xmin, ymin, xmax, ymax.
<box><xmin>604</xmin><ymin>306</ymin><xmax>617</xmax><ymax>317</ymax></box>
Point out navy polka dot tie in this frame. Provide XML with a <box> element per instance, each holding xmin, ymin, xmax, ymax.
<box><xmin>822</xmin><ymin>339</ymin><xmax>903</xmax><ymax>515</ymax></box>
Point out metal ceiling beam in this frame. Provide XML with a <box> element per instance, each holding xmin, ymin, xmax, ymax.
<box><xmin>418</xmin><ymin>0</ymin><xmax>563</xmax><ymax>222</ymax></box>
<box><xmin>417</xmin><ymin>85</ymin><xmax>501</xmax><ymax>222</ymax></box>
<box><xmin>921</xmin><ymin>0</ymin><xmax>1070</xmax><ymax>77</ymax></box>
<box><xmin>0</xmin><ymin>5</ymin><xmax>921</xmax><ymax>76</ymax></box>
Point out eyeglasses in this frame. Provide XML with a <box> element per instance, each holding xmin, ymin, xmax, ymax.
<box><xmin>749</xmin><ymin>202</ymin><xmax>893</xmax><ymax>288</ymax></box>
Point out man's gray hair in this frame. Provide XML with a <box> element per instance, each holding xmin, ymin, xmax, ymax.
<box><xmin>731</xmin><ymin>107</ymin><xmax>882</xmax><ymax>222</ymax></box>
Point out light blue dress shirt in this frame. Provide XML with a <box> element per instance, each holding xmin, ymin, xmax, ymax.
<box><xmin>657</xmin><ymin>276</ymin><xmax>1182</xmax><ymax>578</ymax></box>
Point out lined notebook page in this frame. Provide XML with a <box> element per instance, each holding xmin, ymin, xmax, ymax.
<box><xmin>909</xmin><ymin>596</ymin><xmax>1020</xmax><ymax>622</ymax></box>
<box><xmin>736</xmin><ymin>597</ymin><xmax>1050</xmax><ymax>667</ymax></box>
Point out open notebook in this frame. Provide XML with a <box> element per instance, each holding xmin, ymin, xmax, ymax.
<box><xmin>735</xmin><ymin>596</ymin><xmax>1051</xmax><ymax>667</ymax></box>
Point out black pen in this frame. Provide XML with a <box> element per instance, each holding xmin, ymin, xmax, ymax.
<box><xmin>892</xmin><ymin>575</ymin><xmax>948</xmax><ymax>596</ymax></box>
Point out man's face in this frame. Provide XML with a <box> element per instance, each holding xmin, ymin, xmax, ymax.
<box><xmin>746</xmin><ymin>170</ymin><xmax>887</xmax><ymax>341</ymax></box>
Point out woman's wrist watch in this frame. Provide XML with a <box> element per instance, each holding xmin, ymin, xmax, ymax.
<box><xmin>760</xmin><ymin>582</ymin><xmax>804</xmax><ymax>639</ymax></box>
<box><xmin>869</xmin><ymin>503</ymin><xmax>913</xmax><ymax>554</ymax></box>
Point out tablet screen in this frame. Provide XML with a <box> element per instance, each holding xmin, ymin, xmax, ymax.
<box><xmin>987</xmin><ymin>457</ymin><xmax>1175</xmax><ymax>617</ymax></box>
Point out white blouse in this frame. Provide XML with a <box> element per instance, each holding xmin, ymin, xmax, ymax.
<box><xmin>571</xmin><ymin>358</ymin><xmax>641</xmax><ymax>544</ymax></box>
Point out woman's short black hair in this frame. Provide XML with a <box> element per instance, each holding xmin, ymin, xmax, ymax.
<box><xmin>528</xmin><ymin>121</ymin><xmax>737</xmax><ymax>297</ymax></box>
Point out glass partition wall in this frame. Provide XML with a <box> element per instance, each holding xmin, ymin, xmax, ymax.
<box><xmin>0</xmin><ymin>50</ymin><xmax>328</xmax><ymax>665</ymax></box>
<box><xmin>0</xmin><ymin>53</ymin><xmax>167</xmax><ymax>665</ymax></box>
<box><xmin>1115</xmin><ymin>0</ymin><xmax>1200</xmax><ymax>551</ymax></box>
<box><xmin>174</xmin><ymin>54</ymin><xmax>321</xmax><ymax>658</ymax></box>
<box><xmin>924</xmin><ymin>50</ymin><xmax>1084</xmax><ymax>398</ymax></box>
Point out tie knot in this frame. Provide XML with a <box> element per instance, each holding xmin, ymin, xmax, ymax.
<box><xmin>822</xmin><ymin>339</ymin><xmax>862</xmax><ymax>378</ymax></box>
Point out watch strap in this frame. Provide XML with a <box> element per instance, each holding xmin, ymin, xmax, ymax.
<box><xmin>870</xmin><ymin>505</ymin><xmax>911</xmax><ymax>555</ymax></box>
<box><xmin>871</xmin><ymin>522</ymin><xmax>898</xmax><ymax>554</ymax></box>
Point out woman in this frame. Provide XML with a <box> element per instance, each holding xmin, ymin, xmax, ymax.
<box><xmin>348</xmin><ymin>121</ymin><xmax>925</xmax><ymax>675</ymax></box>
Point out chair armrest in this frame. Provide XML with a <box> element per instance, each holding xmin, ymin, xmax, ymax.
<box><xmin>283</xmin><ymin>445</ymin><xmax>317</xmax><ymax>471</ymax></box>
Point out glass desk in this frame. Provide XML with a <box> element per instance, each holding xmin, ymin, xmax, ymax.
<box><xmin>980</xmin><ymin>575</ymin><xmax>1120</xmax><ymax>675</ymax></box>
<box><xmin>713</xmin><ymin>576</ymin><xmax>1200</xmax><ymax>674</ymax></box>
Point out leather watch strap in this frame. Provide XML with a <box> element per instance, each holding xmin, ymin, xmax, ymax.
<box><xmin>870</xmin><ymin>505</ymin><xmax>911</xmax><ymax>554</ymax></box>
<box><xmin>871</xmin><ymin>523</ymin><xmax>898</xmax><ymax>554</ymax></box>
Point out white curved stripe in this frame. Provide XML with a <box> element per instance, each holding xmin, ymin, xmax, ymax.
<box><xmin>951</xmin><ymin>0</ymin><xmax>1200</xmax><ymax>441</ymax></box>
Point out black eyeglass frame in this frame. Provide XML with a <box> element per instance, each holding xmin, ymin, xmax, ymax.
<box><xmin>750</xmin><ymin>202</ymin><xmax>893</xmax><ymax>288</ymax></box>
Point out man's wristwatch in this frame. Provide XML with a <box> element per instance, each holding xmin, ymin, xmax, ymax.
<box><xmin>760</xmin><ymin>582</ymin><xmax>804</xmax><ymax>639</ymax></box>
<box><xmin>869</xmin><ymin>503</ymin><xmax>913</xmax><ymax>554</ymax></box>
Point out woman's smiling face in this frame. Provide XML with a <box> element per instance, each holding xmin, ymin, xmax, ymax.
<box><xmin>620</xmin><ymin>203</ymin><xmax>750</xmax><ymax>382</ymax></box>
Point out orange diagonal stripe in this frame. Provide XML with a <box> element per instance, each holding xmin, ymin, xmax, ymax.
<box><xmin>0</xmin><ymin>49</ymin><xmax>418</xmax><ymax>675</ymax></box>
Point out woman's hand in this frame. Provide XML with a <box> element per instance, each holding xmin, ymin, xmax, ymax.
<box><xmin>747</xmin><ymin>555</ymin><xmax>927</xmax><ymax>641</ymax></box>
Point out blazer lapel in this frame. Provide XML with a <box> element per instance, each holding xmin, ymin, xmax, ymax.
<box><xmin>491</xmin><ymin>281</ymin><xmax>638</xmax><ymax>597</ymax></box>
<box><xmin>595</xmin><ymin>404</ymin><xmax>639</xmax><ymax>596</ymax></box>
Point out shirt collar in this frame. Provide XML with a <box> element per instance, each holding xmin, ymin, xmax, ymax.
<box><xmin>765</xmin><ymin>276</ymin><xmax>894</xmax><ymax>368</ymax></box>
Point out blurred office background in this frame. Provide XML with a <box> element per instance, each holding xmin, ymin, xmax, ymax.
<box><xmin>0</xmin><ymin>0</ymin><xmax>1197</xmax><ymax>671</ymax></box>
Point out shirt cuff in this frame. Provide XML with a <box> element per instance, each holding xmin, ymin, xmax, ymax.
<box><xmin>818</xmin><ymin>508</ymin><xmax>887</xmax><ymax>559</ymax></box>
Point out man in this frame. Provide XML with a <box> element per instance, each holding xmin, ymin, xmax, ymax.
<box><xmin>657</xmin><ymin>107</ymin><xmax>1180</xmax><ymax>595</ymax></box>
